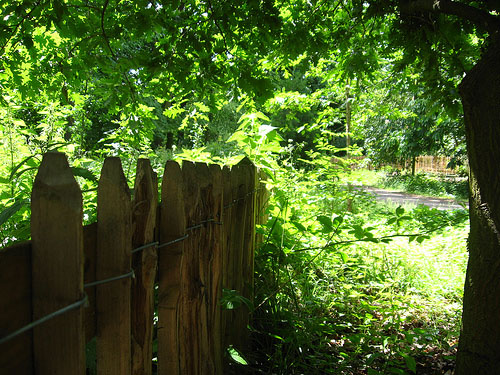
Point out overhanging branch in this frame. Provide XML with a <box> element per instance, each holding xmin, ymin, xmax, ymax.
<box><xmin>400</xmin><ymin>0</ymin><xmax>500</xmax><ymax>34</ymax></box>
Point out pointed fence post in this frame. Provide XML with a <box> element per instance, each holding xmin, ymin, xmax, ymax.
<box><xmin>177</xmin><ymin>162</ymin><xmax>223</xmax><ymax>374</ymax></box>
<box><xmin>96</xmin><ymin>157</ymin><xmax>132</xmax><ymax>375</ymax></box>
<box><xmin>158</xmin><ymin>160</ymin><xmax>186</xmax><ymax>375</ymax></box>
<box><xmin>31</xmin><ymin>152</ymin><xmax>85</xmax><ymax>375</ymax></box>
<box><xmin>131</xmin><ymin>159</ymin><xmax>158</xmax><ymax>375</ymax></box>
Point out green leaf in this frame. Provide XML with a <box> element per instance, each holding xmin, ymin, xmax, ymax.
<box><xmin>71</xmin><ymin>167</ymin><xmax>98</xmax><ymax>182</ymax></box>
<box><xmin>366</xmin><ymin>352</ymin><xmax>383</xmax><ymax>365</ymax></box>
<box><xmin>317</xmin><ymin>215</ymin><xmax>333</xmax><ymax>233</ymax></box>
<box><xmin>9</xmin><ymin>155</ymin><xmax>39</xmax><ymax>182</ymax></box>
<box><xmin>401</xmin><ymin>353</ymin><xmax>417</xmax><ymax>373</ymax></box>
<box><xmin>227</xmin><ymin>346</ymin><xmax>248</xmax><ymax>365</ymax></box>
<box><xmin>395</xmin><ymin>206</ymin><xmax>405</xmax><ymax>216</ymax></box>
<box><xmin>291</xmin><ymin>220</ymin><xmax>307</xmax><ymax>232</ymax></box>
<box><xmin>416</xmin><ymin>235</ymin><xmax>429</xmax><ymax>243</ymax></box>
<box><xmin>338</xmin><ymin>251</ymin><xmax>348</xmax><ymax>263</ymax></box>
<box><xmin>0</xmin><ymin>199</ymin><xmax>29</xmax><ymax>227</ymax></box>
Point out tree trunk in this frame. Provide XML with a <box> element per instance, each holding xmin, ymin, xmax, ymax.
<box><xmin>345</xmin><ymin>80</ymin><xmax>352</xmax><ymax>156</ymax></box>
<box><xmin>456</xmin><ymin>34</ymin><xmax>500</xmax><ymax>375</ymax></box>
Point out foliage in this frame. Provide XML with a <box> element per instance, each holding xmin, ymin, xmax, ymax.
<box><xmin>1</xmin><ymin>0</ymin><xmax>496</xmax><ymax>371</ymax></box>
<box><xmin>380</xmin><ymin>173</ymin><xmax>469</xmax><ymax>202</ymax></box>
<box><xmin>245</xmin><ymin>160</ymin><xmax>468</xmax><ymax>374</ymax></box>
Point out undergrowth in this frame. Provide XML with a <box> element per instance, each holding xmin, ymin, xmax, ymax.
<box><xmin>235</xmin><ymin>158</ymin><xmax>469</xmax><ymax>374</ymax></box>
<box><xmin>344</xmin><ymin>169</ymin><xmax>469</xmax><ymax>202</ymax></box>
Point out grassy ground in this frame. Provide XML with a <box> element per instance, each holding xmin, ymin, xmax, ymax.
<box><xmin>340</xmin><ymin>169</ymin><xmax>469</xmax><ymax>202</ymax></box>
<box><xmin>243</xmin><ymin>168</ymin><xmax>469</xmax><ymax>374</ymax></box>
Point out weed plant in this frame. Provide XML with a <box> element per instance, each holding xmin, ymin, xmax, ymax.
<box><xmin>380</xmin><ymin>173</ymin><xmax>469</xmax><ymax>202</ymax></box>
<box><xmin>241</xmin><ymin>160</ymin><xmax>469</xmax><ymax>375</ymax></box>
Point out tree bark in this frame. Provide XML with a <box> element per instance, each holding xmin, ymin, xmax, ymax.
<box><xmin>456</xmin><ymin>34</ymin><xmax>500</xmax><ymax>374</ymax></box>
<box><xmin>345</xmin><ymin>80</ymin><xmax>352</xmax><ymax>155</ymax></box>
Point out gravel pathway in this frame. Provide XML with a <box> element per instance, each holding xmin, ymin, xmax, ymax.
<box><xmin>357</xmin><ymin>186</ymin><xmax>468</xmax><ymax>211</ymax></box>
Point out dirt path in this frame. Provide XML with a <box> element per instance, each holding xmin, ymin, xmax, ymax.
<box><xmin>358</xmin><ymin>186</ymin><xmax>468</xmax><ymax>211</ymax></box>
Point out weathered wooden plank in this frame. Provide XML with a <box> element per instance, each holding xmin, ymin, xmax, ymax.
<box><xmin>84</xmin><ymin>223</ymin><xmax>97</xmax><ymax>343</ymax></box>
<box><xmin>96</xmin><ymin>157</ymin><xmax>132</xmax><ymax>375</ymax></box>
<box><xmin>158</xmin><ymin>160</ymin><xmax>186</xmax><ymax>375</ymax></box>
<box><xmin>131</xmin><ymin>159</ymin><xmax>158</xmax><ymax>375</ymax></box>
<box><xmin>0</xmin><ymin>242</ymin><xmax>33</xmax><ymax>375</ymax></box>
<box><xmin>31</xmin><ymin>152</ymin><xmax>85</xmax><ymax>375</ymax></box>
<box><xmin>228</xmin><ymin>161</ymin><xmax>249</xmax><ymax>351</ymax></box>
<box><xmin>240</xmin><ymin>158</ymin><xmax>257</xmax><ymax>351</ymax></box>
<box><xmin>178</xmin><ymin>161</ymin><xmax>202</xmax><ymax>375</ymax></box>
<box><xmin>177</xmin><ymin>162</ymin><xmax>223</xmax><ymax>374</ymax></box>
<box><xmin>207</xmin><ymin>163</ymin><xmax>224</xmax><ymax>375</ymax></box>
<box><xmin>221</xmin><ymin>166</ymin><xmax>233</xmax><ymax>354</ymax></box>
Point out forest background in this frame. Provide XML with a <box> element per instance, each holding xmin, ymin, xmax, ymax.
<box><xmin>1</xmin><ymin>0</ymin><xmax>499</xmax><ymax>374</ymax></box>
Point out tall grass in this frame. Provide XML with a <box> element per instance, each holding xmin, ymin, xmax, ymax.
<box><xmin>242</xmin><ymin>166</ymin><xmax>469</xmax><ymax>375</ymax></box>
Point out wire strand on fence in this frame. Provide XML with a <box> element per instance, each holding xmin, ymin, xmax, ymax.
<box><xmin>0</xmin><ymin>175</ymin><xmax>265</xmax><ymax>348</ymax></box>
<box><xmin>0</xmin><ymin>294</ymin><xmax>89</xmax><ymax>345</ymax></box>
<box><xmin>157</xmin><ymin>234</ymin><xmax>189</xmax><ymax>249</ymax></box>
<box><xmin>131</xmin><ymin>185</ymin><xmax>262</xmax><ymax>254</ymax></box>
<box><xmin>223</xmin><ymin>186</ymin><xmax>263</xmax><ymax>210</ymax></box>
<box><xmin>131</xmin><ymin>242</ymin><xmax>159</xmax><ymax>254</ymax></box>
<box><xmin>84</xmin><ymin>270</ymin><xmax>135</xmax><ymax>288</ymax></box>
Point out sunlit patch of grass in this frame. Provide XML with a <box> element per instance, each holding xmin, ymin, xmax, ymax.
<box><xmin>249</xmin><ymin>163</ymin><xmax>469</xmax><ymax>374</ymax></box>
<box><xmin>339</xmin><ymin>169</ymin><xmax>385</xmax><ymax>187</ymax></box>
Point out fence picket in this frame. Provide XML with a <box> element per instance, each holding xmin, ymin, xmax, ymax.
<box><xmin>241</xmin><ymin>158</ymin><xmax>257</xmax><ymax>347</ymax></box>
<box><xmin>178</xmin><ymin>161</ymin><xmax>204</xmax><ymax>374</ymax></box>
<box><xmin>221</xmin><ymin>166</ymin><xmax>233</xmax><ymax>356</ymax></box>
<box><xmin>84</xmin><ymin>223</ymin><xmax>98</xmax><ymax>343</ymax></box>
<box><xmin>158</xmin><ymin>160</ymin><xmax>185</xmax><ymax>375</ymax></box>
<box><xmin>31</xmin><ymin>152</ymin><xmax>85</xmax><ymax>375</ymax></box>
<box><xmin>96</xmin><ymin>157</ymin><xmax>132</xmax><ymax>375</ymax></box>
<box><xmin>0</xmin><ymin>154</ymin><xmax>264</xmax><ymax>375</ymax></box>
<box><xmin>131</xmin><ymin>159</ymin><xmax>158</xmax><ymax>375</ymax></box>
<box><xmin>208</xmin><ymin>163</ymin><xmax>224</xmax><ymax>375</ymax></box>
<box><xmin>0</xmin><ymin>243</ymin><xmax>33</xmax><ymax>375</ymax></box>
<box><xmin>232</xmin><ymin>158</ymin><xmax>255</xmax><ymax>352</ymax></box>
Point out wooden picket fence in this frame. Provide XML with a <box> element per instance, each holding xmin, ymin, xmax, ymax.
<box><xmin>350</xmin><ymin>155</ymin><xmax>457</xmax><ymax>174</ymax></box>
<box><xmin>0</xmin><ymin>152</ymin><xmax>267</xmax><ymax>375</ymax></box>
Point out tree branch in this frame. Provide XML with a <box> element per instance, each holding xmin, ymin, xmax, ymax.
<box><xmin>0</xmin><ymin>0</ymin><xmax>42</xmax><ymax>56</ymax></box>
<box><xmin>100</xmin><ymin>0</ymin><xmax>116</xmax><ymax>58</ymax></box>
<box><xmin>400</xmin><ymin>0</ymin><xmax>500</xmax><ymax>34</ymax></box>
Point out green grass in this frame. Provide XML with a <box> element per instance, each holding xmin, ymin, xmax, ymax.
<box><xmin>245</xmin><ymin>166</ymin><xmax>469</xmax><ymax>375</ymax></box>
<box><xmin>340</xmin><ymin>168</ymin><xmax>469</xmax><ymax>202</ymax></box>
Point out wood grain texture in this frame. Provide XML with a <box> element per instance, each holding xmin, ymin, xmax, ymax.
<box><xmin>96</xmin><ymin>157</ymin><xmax>132</xmax><ymax>375</ymax></box>
<box><xmin>221</xmin><ymin>166</ymin><xmax>233</xmax><ymax>356</ymax></box>
<box><xmin>31</xmin><ymin>152</ymin><xmax>85</xmax><ymax>375</ymax></box>
<box><xmin>178</xmin><ymin>162</ymin><xmax>223</xmax><ymax>374</ymax></box>
<box><xmin>158</xmin><ymin>160</ymin><xmax>185</xmax><ymax>375</ymax></box>
<box><xmin>131</xmin><ymin>159</ymin><xmax>158</xmax><ymax>375</ymax></box>
<box><xmin>83</xmin><ymin>223</ymin><xmax>98</xmax><ymax>343</ymax></box>
<box><xmin>0</xmin><ymin>242</ymin><xmax>33</xmax><ymax>375</ymax></box>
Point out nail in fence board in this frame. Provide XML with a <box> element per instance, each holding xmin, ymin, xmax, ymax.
<box><xmin>131</xmin><ymin>159</ymin><xmax>158</xmax><ymax>375</ymax></box>
<box><xmin>96</xmin><ymin>157</ymin><xmax>132</xmax><ymax>375</ymax></box>
<box><xmin>31</xmin><ymin>152</ymin><xmax>85</xmax><ymax>375</ymax></box>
